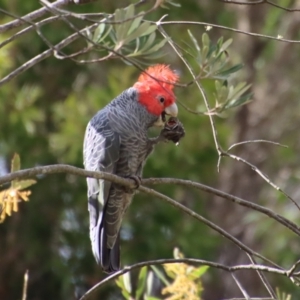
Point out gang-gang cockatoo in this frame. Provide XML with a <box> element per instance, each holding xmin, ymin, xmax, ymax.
<box><xmin>83</xmin><ymin>64</ymin><xmax>180</xmax><ymax>273</ymax></box>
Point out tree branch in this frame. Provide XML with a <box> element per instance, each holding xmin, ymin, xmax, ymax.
<box><xmin>0</xmin><ymin>0</ymin><xmax>68</xmax><ymax>33</ymax></box>
<box><xmin>79</xmin><ymin>258</ymin><xmax>288</xmax><ymax>300</ymax></box>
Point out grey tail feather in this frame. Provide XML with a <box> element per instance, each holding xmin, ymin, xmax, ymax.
<box><xmin>100</xmin><ymin>227</ymin><xmax>120</xmax><ymax>273</ymax></box>
<box><xmin>93</xmin><ymin>211</ymin><xmax>120</xmax><ymax>273</ymax></box>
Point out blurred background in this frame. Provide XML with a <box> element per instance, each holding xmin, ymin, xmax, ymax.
<box><xmin>1</xmin><ymin>0</ymin><xmax>300</xmax><ymax>299</ymax></box>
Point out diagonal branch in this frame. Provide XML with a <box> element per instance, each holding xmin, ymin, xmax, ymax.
<box><xmin>0</xmin><ymin>0</ymin><xmax>68</xmax><ymax>33</ymax></box>
<box><xmin>1</xmin><ymin>164</ymin><xmax>300</xmax><ymax>238</ymax></box>
<box><xmin>0</xmin><ymin>164</ymin><xmax>282</xmax><ymax>268</ymax></box>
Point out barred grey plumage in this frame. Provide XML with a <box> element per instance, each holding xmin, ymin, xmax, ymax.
<box><xmin>83</xmin><ymin>65</ymin><xmax>179</xmax><ymax>273</ymax></box>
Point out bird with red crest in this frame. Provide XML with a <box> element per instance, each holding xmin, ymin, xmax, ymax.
<box><xmin>83</xmin><ymin>64</ymin><xmax>182</xmax><ymax>273</ymax></box>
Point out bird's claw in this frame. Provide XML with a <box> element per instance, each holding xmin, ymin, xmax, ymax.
<box><xmin>160</xmin><ymin>117</ymin><xmax>185</xmax><ymax>144</ymax></box>
<box><xmin>126</xmin><ymin>175</ymin><xmax>141</xmax><ymax>190</ymax></box>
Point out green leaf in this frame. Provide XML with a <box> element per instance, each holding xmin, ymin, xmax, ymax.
<box><xmin>220</xmin><ymin>38</ymin><xmax>232</xmax><ymax>52</ymax></box>
<box><xmin>124</xmin><ymin>23</ymin><xmax>156</xmax><ymax>44</ymax></box>
<box><xmin>15</xmin><ymin>180</ymin><xmax>37</xmax><ymax>190</ymax></box>
<box><xmin>224</xmin><ymin>92</ymin><xmax>252</xmax><ymax>109</ymax></box>
<box><xmin>216</xmin><ymin>64</ymin><xmax>243</xmax><ymax>77</ymax></box>
<box><xmin>218</xmin><ymin>86</ymin><xmax>229</xmax><ymax>103</ymax></box>
<box><xmin>115</xmin><ymin>275</ymin><xmax>131</xmax><ymax>299</ymax></box>
<box><xmin>201</xmin><ymin>45</ymin><xmax>209</xmax><ymax>61</ymax></box>
<box><xmin>150</xmin><ymin>265</ymin><xmax>170</xmax><ymax>285</ymax></box>
<box><xmin>123</xmin><ymin>272</ymin><xmax>132</xmax><ymax>294</ymax></box>
<box><xmin>139</xmin><ymin>32</ymin><xmax>156</xmax><ymax>52</ymax></box>
<box><xmin>188</xmin><ymin>30</ymin><xmax>201</xmax><ymax>54</ymax></box>
<box><xmin>135</xmin><ymin>266</ymin><xmax>147</xmax><ymax>299</ymax></box>
<box><xmin>229</xmin><ymin>83</ymin><xmax>251</xmax><ymax>100</ymax></box>
<box><xmin>145</xmin><ymin>38</ymin><xmax>167</xmax><ymax>54</ymax></box>
<box><xmin>128</xmin><ymin>14</ymin><xmax>143</xmax><ymax>35</ymax></box>
<box><xmin>11</xmin><ymin>153</ymin><xmax>20</xmax><ymax>172</ymax></box>
<box><xmin>202</xmin><ymin>32</ymin><xmax>210</xmax><ymax>48</ymax></box>
<box><xmin>187</xmin><ymin>265</ymin><xmax>209</xmax><ymax>280</ymax></box>
<box><xmin>115</xmin><ymin>6</ymin><xmax>134</xmax><ymax>41</ymax></box>
<box><xmin>215</xmin><ymin>80</ymin><xmax>221</xmax><ymax>91</ymax></box>
<box><xmin>125</xmin><ymin>4</ymin><xmax>135</xmax><ymax>19</ymax></box>
<box><xmin>93</xmin><ymin>23</ymin><xmax>106</xmax><ymax>43</ymax></box>
<box><xmin>11</xmin><ymin>154</ymin><xmax>21</xmax><ymax>189</ymax></box>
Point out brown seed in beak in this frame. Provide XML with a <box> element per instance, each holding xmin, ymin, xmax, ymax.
<box><xmin>160</xmin><ymin>117</ymin><xmax>185</xmax><ymax>144</ymax></box>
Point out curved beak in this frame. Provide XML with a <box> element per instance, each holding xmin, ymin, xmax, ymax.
<box><xmin>164</xmin><ymin>102</ymin><xmax>178</xmax><ymax>117</ymax></box>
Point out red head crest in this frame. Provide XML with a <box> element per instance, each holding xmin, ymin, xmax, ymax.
<box><xmin>134</xmin><ymin>64</ymin><xmax>179</xmax><ymax>116</ymax></box>
<box><xmin>136</xmin><ymin>64</ymin><xmax>179</xmax><ymax>90</ymax></box>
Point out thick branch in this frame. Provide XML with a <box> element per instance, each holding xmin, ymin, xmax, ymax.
<box><xmin>0</xmin><ymin>164</ymin><xmax>136</xmax><ymax>188</ymax></box>
<box><xmin>1</xmin><ymin>164</ymin><xmax>300</xmax><ymax>238</ymax></box>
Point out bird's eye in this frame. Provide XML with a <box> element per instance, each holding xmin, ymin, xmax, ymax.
<box><xmin>159</xmin><ymin>96</ymin><xmax>165</xmax><ymax>103</ymax></box>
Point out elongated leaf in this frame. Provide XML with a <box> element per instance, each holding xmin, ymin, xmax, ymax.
<box><xmin>201</xmin><ymin>45</ymin><xmax>209</xmax><ymax>62</ymax></box>
<box><xmin>224</xmin><ymin>92</ymin><xmax>252</xmax><ymax>109</ymax></box>
<box><xmin>218</xmin><ymin>86</ymin><xmax>229</xmax><ymax>103</ymax></box>
<box><xmin>187</xmin><ymin>266</ymin><xmax>209</xmax><ymax>280</ymax></box>
<box><xmin>98</xmin><ymin>25</ymin><xmax>112</xmax><ymax>43</ymax></box>
<box><xmin>11</xmin><ymin>153</ymin><xmax>20</xmax><ymax>172</ymax></box>
<box><xmin>128</xmin><ymin>14</ymin><xmax>143</xmax><ymax>35</ymax></box>
<box><xmin>150</xmin><ymin>265</ymin><xmax>170</xmax><ymax>285</ymax></box>
<box><xmin>202</xmin><ymin>32</ymin><xmax>210</xmax><ymax>48</ymax></box>
<box><xmin>229</xmin><ymin>83</ymin><xmax>251</xmax><ymax>100</ymax></box>
<box><xmin>115</xmin><ymin>8</ymin><xmax>132</xmax><ymax>41</ymax></box>
<box><xmin>124</xmin><ymin>23</ymin><xmax>154</xmax><ymax>44</ymax></box>
<box><xmin>135</xmin><ymin>266</ymin><xmax>147</xmax><ymax>299</ymax></box>
<box><xmin>15</xmin><ymin>180</ymin><xmax>37</xmax><ymax>190</ymax></box>
<box><xmin>145</xmin><ymin>38</ymin><xmax>167</xmax><ymax>54</ymax></box>
<box><xmin>220</xmin><ymin>38</ymin><xmax>232</xmax><ymax>52</ymax></box>
<box><xmin>125</xmin><ymin>4</ymin><xmax>135</xmax><ymax>19</ymax></box>
<box><xmin>216</xmin><ymin>64</ymin><xmax>243</xmax><ymax>77</ymax></box>
<box><xmin>188</xmin><ymin>30</ymin><xmax>201</xmax><ymax>56</ymax></box>
<box><xmin>93</xmin><ymin>23</ymin><xmax>106</xmax><ymax>42</ymax></box>
<box><xmin>139</xmin><ymin>32</ymin><xmax>156</xmax><ymax>52</ymax></box>
<box><xmin>123</xmin><ymin>272</ymin><xmax>132</xmax><ymax>294</ymax></box>
<box><xmin>11</xmin><ymin>154</ymin><xmax>21</xmax><ymax>189</ymax></box>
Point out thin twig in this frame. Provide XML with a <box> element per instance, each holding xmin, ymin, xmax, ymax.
<box><xmin>78</xmin><ymin>258</ymin><xmax>288</xmax><ymax>300</ymax></box>
<box><xmin>139</xmin><ymin>185</ymin><xmax>278</xmax><ymax>268</ymax></box>
<box><xmin>220</xmin><ymin>0</ymin><xmax>300</xmax><ymax>12</ymax></box>
<box><xmin>0</xmin><ymin>16</ymin><xmax>59</xmax><ymax>50</ymax></box>
<box><xmin>0</xmin><ymin>0</ymin><xmax>67</xmax><ymax>33</ymax></box>
<box><xmin>0</xmin><ymin>23</ymin><xmax>98</xmax><ymax>87</ymax></box>
<box><xmin>143</xmin><ymin>178</ymin><xmax>300</xmax><ymax>237</ymax></box>
<box><xmin>160</xmin><ymin>21</ymin><xmax>300</xmax><ymax>44</ymax></box>
<box><xmin>228</xmin><ymin>140</ymin><xmax>288</xmax><ymax>152</ymax></box>
<box><xmin>221</xmin><ymin>151</ymin><xmax>300</xmax><ymax>211</ymax></box>
<box><xmin>231</xmin><ymin>273</ymin><xmax>250</xmax><ymax>300</ymax></box>
<box><xmin>157</xmin><ymin>25</ymin><xmax>223</xmax><ymax>159</ymax></box>
<box><xmin>247</xmin><ymin>254</ymin><xmax>276</xmax><ymax>299</ymax></box>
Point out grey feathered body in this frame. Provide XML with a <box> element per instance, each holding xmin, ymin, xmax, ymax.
<box><xmin>83</xmin><ymin>87</ymin><xmax>159</xmax><ymax>272</ymax></box>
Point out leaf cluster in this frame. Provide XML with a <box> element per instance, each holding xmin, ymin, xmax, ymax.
<box><xmin>187</xmin><ymin>31</ymin><xmax>252</xmax><ymax>114</ymax></box>
<box><xmin>115</xmin><ymin>248</ymin><xmax>208</xmax><ymax>300</ymax></box>
<box><xmin>85</xmin><ymin>4</ymin><xmax>168</xmax><ymax>64</ymax></box>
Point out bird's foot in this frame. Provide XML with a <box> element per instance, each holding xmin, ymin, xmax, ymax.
<box><xmin>124</xmin><ymin>175</ymin><xmax>141</xmax><ymax>191</ymax></box>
